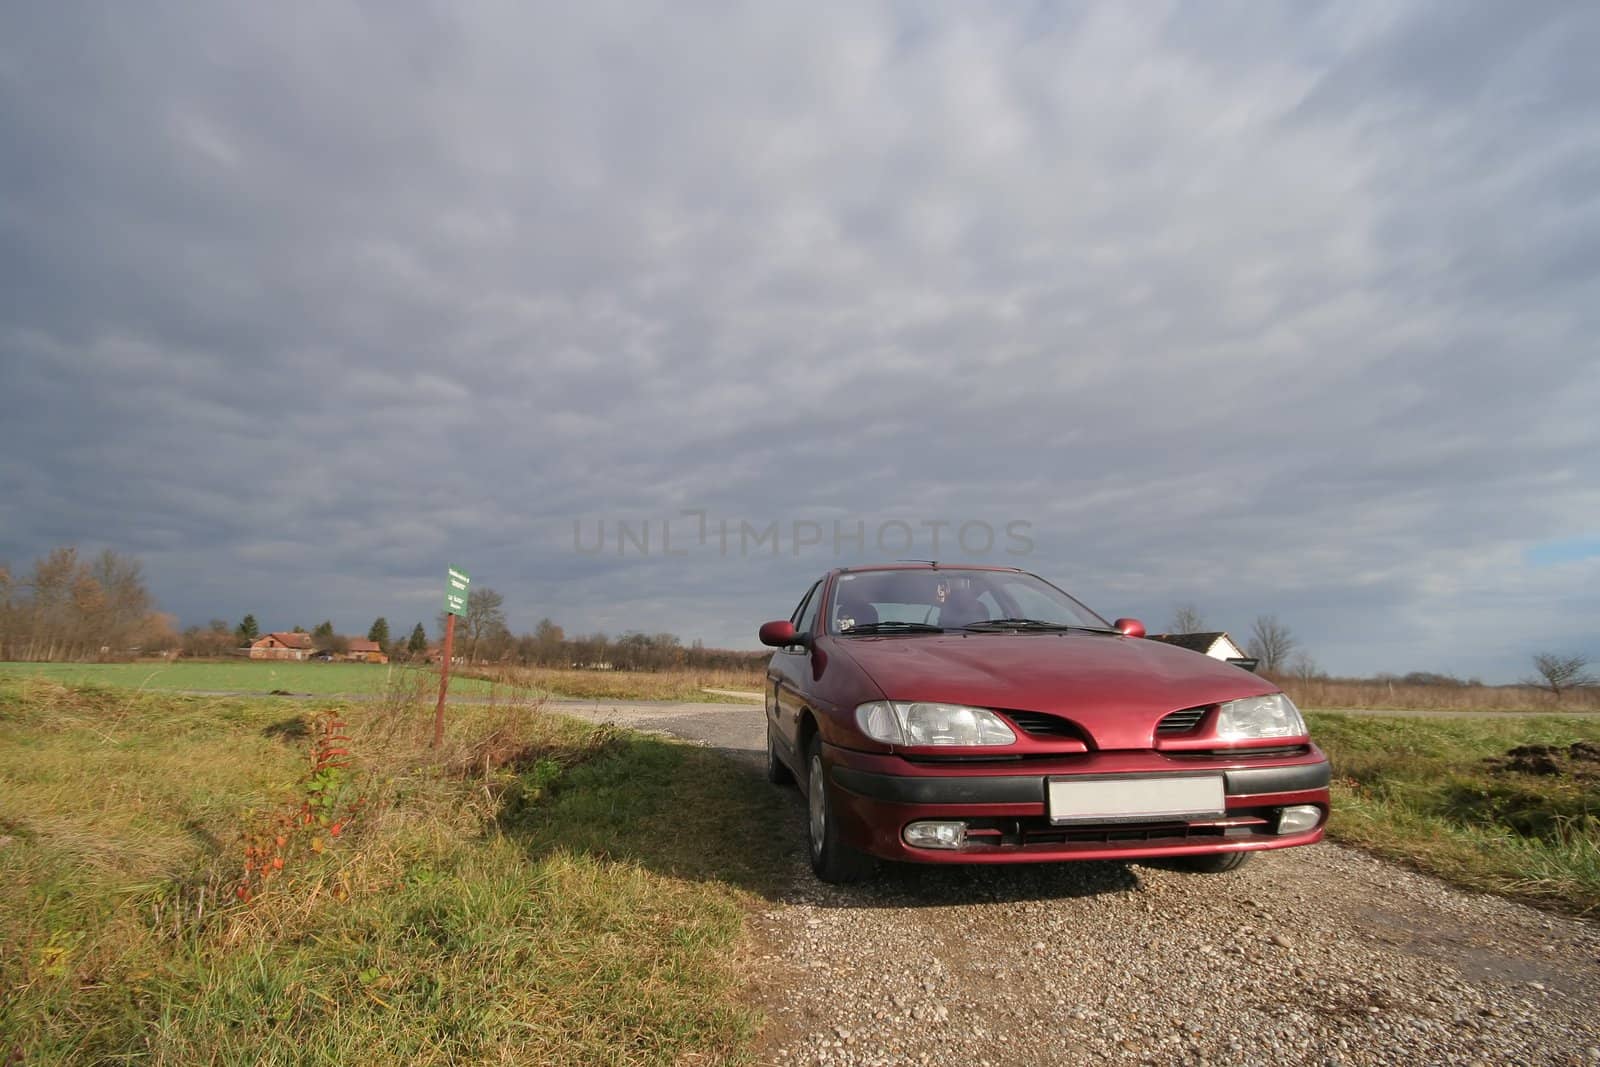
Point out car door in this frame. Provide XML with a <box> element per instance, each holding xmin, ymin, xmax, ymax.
<box><xmin>767</xmin><ymin>579</ymin><xmax>822</xmax><ymax>766</ymax></box>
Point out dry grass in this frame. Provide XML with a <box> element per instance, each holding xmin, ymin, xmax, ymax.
<box><xmin>466</xmin><ymin>665</ymin><xmax>767</xmax><ymax>702</ymax></box>
<box><xmin>0</xmin><ymin>671</ymin><xmax>788</xmax><ymax>1065</ymax></box>
<box><xmin>1310</xmin><ymin>711</ymin><xmax>1600</xmax><ymax>913</ymax></box>
<box><xmin>1284</xmin><ymin>678</ymin><xmax>1600</xmax><ymax>712</ymax></box>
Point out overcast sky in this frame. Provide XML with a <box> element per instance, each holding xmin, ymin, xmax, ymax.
<box><xmin>2</xmin><ymin>1</ymin><xmax>1597</xmax><ymax>681</ymax></box>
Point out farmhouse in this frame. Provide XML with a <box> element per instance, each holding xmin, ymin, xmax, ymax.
<box><xmin>1147</xmin><ymin>631</ymin><xmax>1258</xmax><ymax>671</ymax></box>
<box><xmin>249</xmin><ymin>632</ymin><xmax>314</xmax><ymax>661</ymax></box>
<box><xmin>346</xmin><ymin>638</ymin><xmax>388</xmax><ymax>664</ymax></box>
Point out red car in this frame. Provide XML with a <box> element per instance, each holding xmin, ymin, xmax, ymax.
<box><xmin>759</xmin><ymin>563</ymin><xmax>1329</xmax><ymax>882</ymax></box>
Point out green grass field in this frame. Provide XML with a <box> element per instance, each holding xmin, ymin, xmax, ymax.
<box><xmin>0</xmin><ymin>672</ymin><xmax>789</xmax><ymax>1065</ymax></box>
<box><xmin>1310</xmin><ymin>711</ymin><xmax>1600</xmax><ymax>913</ymax></box>
<box><xmin>0</xmin><ymin>660</ymin><xmax>535</xmax><ymax>698</ymax></box>
<box><xmin>0</xmin><ymin>661</ymin><xmax>766</xmax><ymax>703</ymax></box>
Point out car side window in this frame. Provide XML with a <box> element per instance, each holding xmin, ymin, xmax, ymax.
<box><xmin>791</xmin><ymin>581</ymin><xmax>822</xmax><ymax>633</ymax></box>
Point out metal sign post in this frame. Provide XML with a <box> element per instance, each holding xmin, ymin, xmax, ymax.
<box><xmin>433</xmin><ymin>565</ymin><xmax>470</xmax><ymax>749</ymax></box>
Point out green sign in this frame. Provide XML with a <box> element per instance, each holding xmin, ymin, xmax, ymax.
<box><xmin>445</xmin><ymin>565</ymin><xmax>471</xmax><ymax>616</ymax></box>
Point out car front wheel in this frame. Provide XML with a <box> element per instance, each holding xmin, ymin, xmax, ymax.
<box><xmin>1176</xmin><ymin>851</ymin><xmax>1252</xmax><ymax>874</ymax></box>
<box><xmin>806</xmin><ymin>738</ymin><xmax>872</xmax><ymax>884</ymax></box>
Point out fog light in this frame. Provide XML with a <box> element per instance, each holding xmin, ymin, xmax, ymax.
<box><xmin>1277</xmin><ymin>805</ymin><xmax>1321</xmax><ymax>835</ymax></box>
<box><xmin>903</xmin><ymin>821</ymin><xmax>967</xmax><ymax>850</ymax></box>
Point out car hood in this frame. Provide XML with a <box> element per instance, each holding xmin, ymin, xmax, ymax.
<box><xmin>833</xmin><ymin>632</ymin><xmax>1280</xmax><ymax>750</ymax></box>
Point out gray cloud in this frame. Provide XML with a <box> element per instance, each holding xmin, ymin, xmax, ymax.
<box><xmin>2</xmin><ymin>1</ymin><xmax>1597</xmax><ymax>681</ymax></box>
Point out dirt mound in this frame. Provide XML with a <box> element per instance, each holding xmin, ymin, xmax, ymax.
<box><xmin>1485</xmin><ymin>742</ymin><xmax>1600</xmax><ymax>777</ymax></box>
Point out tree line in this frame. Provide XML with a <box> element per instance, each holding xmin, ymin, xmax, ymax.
<box><xmin>420</xmin><ymin>586</ymin><xmax>763</xmax><ymax>671</ymax></box>
<box><xmin>1168</xmin><ymin>601</ymin><xmax>1595</xmax><ymax>698</ymax></box>
<box><xmin>0</xmin><ymin>547</ymin><xmax>176</xmax><ymax>661</ymax></box>
<box><xmin>11</xmin><ymin>544</ymin><xmax>1576</xmax><ymax>687</ymax></box>
<box><xmin>206</xmin><ymin>586</ymin><xmax>763</xmax><ymax>672</ymax></box>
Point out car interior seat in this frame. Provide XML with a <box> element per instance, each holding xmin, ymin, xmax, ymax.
<box><xmin>938</xmin><ymin>589</ymin><xmax>989</xmax><ymax>629</ymax></box>
<box><xmin>834</xmin><ymin>596</ymin><xmax>878</xmax><ymax>631</ymax></box>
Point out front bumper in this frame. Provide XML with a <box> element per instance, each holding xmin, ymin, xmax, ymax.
<box><xmin>824</xmin><ymin>742</ymin><xmax>1331</xmax><ymax>864</ymax></box>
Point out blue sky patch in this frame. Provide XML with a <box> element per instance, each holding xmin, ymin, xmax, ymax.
<box><xmin>1525</xmin><ymin>537</ymin><xmax>1600</xmax><ymax>567</ymax></box>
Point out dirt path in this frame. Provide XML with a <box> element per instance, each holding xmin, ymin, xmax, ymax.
<box><xmin>558</xmin><ymin>701</ymin><xmax>1600</xmax><ymax>1066</ymax></box>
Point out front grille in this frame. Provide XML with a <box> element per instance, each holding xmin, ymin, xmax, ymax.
<box><xmin>1166</xmin><ymin>745</ymin><xmax>1311</xmax><ymax>760</ymax></box>
<box><xmin>960</xmin><ymin>811</ymin><xmax>1275</xmax><ymax>849</ymax></box>
<box><xmin>1004</xmin><ymin>711</ymin><xmax>1087</xmax><ymax>740</ymax></box>
<box><xmin>1156</xmin><ymin>706</ymin><xmax>1208</xmax><ymax>736</ymax></box>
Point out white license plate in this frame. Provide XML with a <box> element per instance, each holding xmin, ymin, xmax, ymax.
<box><xmin>1047</xmin><ymin>775</ymin><xmax>1225</xmax><ymax>825</ymax></box>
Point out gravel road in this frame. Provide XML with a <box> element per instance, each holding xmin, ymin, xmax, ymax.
<box><xmin>555</xmin><ymin>700</ymin><xmax>1600</xmax><ymax>1066</ymax></box>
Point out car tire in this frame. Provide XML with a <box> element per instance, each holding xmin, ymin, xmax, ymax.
<box><xmin>1177</xmin><ymin>851</ymin><xmax>1252</xmax><ymax>874</ymax></box>
<box><xmin>766</xmin><ymin>720</ymin><xmax>795</xmax><ymax>786</ymax></box>
<box><xmin>806</xmin><ymin>737</ymin><xmax>872</xmax><ymax>884</ymax></box>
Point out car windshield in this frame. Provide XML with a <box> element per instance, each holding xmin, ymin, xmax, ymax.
<box><xmin>827</xmin><ymin>569</ymin><xmax>1112</xmax><ymax>635</ymax></box>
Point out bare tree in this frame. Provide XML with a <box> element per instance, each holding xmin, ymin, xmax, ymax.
<box><xmin>181</xmin><ymin>619</ymin><xmax>236</xmax><ymax>658</ymax></box>
<box><xmin>0</xmin><ymin>563</ymin><xmax>13</xmax><ymax>659</ymax></box>
<box><xmin>441</xmin><ymin>587</ymin><xmax>506</xmax><ymax>663</ymax></box>
<box><xmin>1247</xmin><ymin>614</ymin><xmax>1297</xmax><ymax>674</ymax></box>
<box><xmin>1287</xmin><ymin>653</ymin><xmax>1323</xmax><ymax>684</ymax></box>
<box><xmin>531</xmin><ymin>617</ymin><xmax>566</xmax><ymax>666</ymax></box>
<box><xmin>136</xmin><ymin>612</ymin><xmax>180</xmax><ymax>654</ymax></box>
<box><xmin>1169</xmin><ymin>603</ymin><xmax>1207</xmax><ymax>634</ymax></box>
<box><xmin>26</xmin><ymin>546</ymin><xmax>79</xmax><ymax>660</ymax></box>
<box><xmin>90</xmin><ymin>549</ymin><xmax>153</xmax><ymax>653</ymax></box>
<box><xmin>1525</xmin><ymin>653</ymin><xmax>1593</xmax><ymax>699</ymax></box>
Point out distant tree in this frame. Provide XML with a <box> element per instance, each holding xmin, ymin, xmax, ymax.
<box><xmin>1525</xmin><ymin>653</ymin><xmax>1593</xmax><ymax>699</ymax></box>
<box><xmin>1287</xmin><ymin>653</ymin><xmax>1323</xmax><ymax>684</ymax></box>
<box><xmin>462</xmin><ymin>588</ymin><xmax>507</xmax><ymax>663</ymax></box>
<box><xmin>407</xmin><ymin>622</ymin><xmax>427</xmax><ymax>656</ymax></box>
<box><xmin>571</xmin><ymin>630</ymin><xmax>610</xmax><ymax>669</ymax></box>
<box><xmin>236</xmin><ymin>614</ymin><xmax>260</xmax><ymax>643</ymax></box>
<box><xmin>533</xmin><ymin>617</ymin><xmax>565</xmax><ymax>665</ymax></box>
<box><xmin>136</xmin><ymin>612</ymin><xmax>180</xmax><ymax>654</ymax></box>
<box><xmin>1247</xmin><ymin>615</ymin><xmax>1297</xmax><ymax>674</ymax></box>
<box><xmin>477</xmin><ymin>620</ymin><xmax>513</xmax><ymax>663</ymax></box>
<box><xmin>182</xmin><ymin>619</ymin><xmax>236</xmax><ymax>658</ymax></box>
<box><xmin>367</xmin><ymin>616</ymin><xmax>390</xmax><ymax>650</ymax></box>
<box><xmin>24</xmin><ymin>546</ymin><xmax>80</xmax><ymax>660</ymax></box>
<box><xmin>1</xmin><ymin>546</ymin><xmax>159</xmax><ymax>660</ymax></box>
<box><xmin>1169</xmin><ymin>603</ymin><xmax>1207</xmax><ymax>634</ymax></box>
<box><xmin>87</xmin><ymin>549</ymin><xmax>154</xmax><ymax>655</ymax></box>
<box><xmin>310</xmin><ymin>620</ymin><xmax>348</xmax><ymax>655</ymax></box>
<box><xmin>292</xmin><ymin>625</ymin><xmax>306</xmax><ymax>633</ymax></box>
<box><xmin>1401</xmin><ymin>671</ymin><xmax>1468</xmax><ymax>687</ymax></box>
<box><xmin>0</xmin><ymin>564</ymin><xmax>14</xmax><ymax>659</ymax></box>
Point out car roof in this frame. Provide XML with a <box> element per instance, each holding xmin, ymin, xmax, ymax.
<box><xmin>830</xmin><ymin>562</ymin><xmax>1028</xmax><ymax>578</ymax></box>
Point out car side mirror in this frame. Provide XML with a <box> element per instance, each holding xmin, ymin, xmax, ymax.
<box><xmin>1113</xmin><ymin>617</ymin><xmax>1146</xmax><ymax>638</ymax></box>
<box><xmin>759</xmin><ymin>620</ymin><xmax>811</xmax><ymax>648</ymax></box>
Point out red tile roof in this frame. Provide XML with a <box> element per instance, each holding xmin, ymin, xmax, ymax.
<box><xmin>256</xmin><ymin>631</ymin><xmax>314</xmax><ymax>650</ymax></box>
<box><xmin>347</xmin><ymin>639</ymin><xmax>382</xmax><ymax>653</ymax></box>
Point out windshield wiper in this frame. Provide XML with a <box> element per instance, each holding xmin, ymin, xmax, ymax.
<box><xmin>960</xmin><ymin>618</ymin><xmax>1114</xmax><ymax>633</ymax></box>
<box><xmin>843</xmin><ymin>622</ymin><xmax>946</xmax><ymax>635</ymax></box>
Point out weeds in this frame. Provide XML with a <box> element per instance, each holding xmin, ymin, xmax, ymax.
<box><xmin>1311</xmin><ymin>712</ymin><xmax>1600</xmax><ymax>913</ymax></box>
<box><xmin>0</xmin><ymin>669</ymin><xmax>785</xmax><ymax>1065</ymax></box>
<box><xmin>236</xmin><ymin>711</ymin><xmax>365</xmax><ymax>904</ymax></box>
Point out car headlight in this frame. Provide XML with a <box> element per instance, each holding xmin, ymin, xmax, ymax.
<box><xmin>855</xmin><ymin>701</ymin><xmax>1017</xmax><ymax>746</ymax></box>
<box><xmin>1216</xmin><ymin>693</ymin><xmax>1306</xmax><ymax>740</ymax></box>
